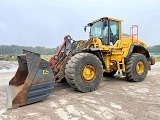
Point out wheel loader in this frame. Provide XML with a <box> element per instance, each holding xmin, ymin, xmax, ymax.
<box><xmin>6</xmin><ymin>17</ymin><xmax>155</xmax><ymax>109</ymax></box>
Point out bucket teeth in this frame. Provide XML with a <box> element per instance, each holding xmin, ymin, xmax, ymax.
<box><xmin>6</xmin><ymin>50</ymin><xmax>55</xmax><ymax>109</ymax></box>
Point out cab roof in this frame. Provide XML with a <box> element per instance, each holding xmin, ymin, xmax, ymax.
<box><xmin>87</xmin><ymin>17</ymin><xmax>123</xmax><ymax>26</ymax></box>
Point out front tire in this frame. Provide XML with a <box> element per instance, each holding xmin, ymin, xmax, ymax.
<box><xmin>125</xmin><ymin>53</ymin><xmax>149</xmax><ymax>82</ymax></box>
<box><xmin>65</xmin><ymin>53</ymin><xmax>103</xmax><ymax>92</ymax></box>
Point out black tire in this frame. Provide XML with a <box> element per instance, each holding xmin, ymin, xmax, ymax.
<box><xmin>65</xmin><ymin>53</ymin><xmax>103</xmax><ymax>92</ymax></box>
<box><xmin>125</xmin><ymin>53</ymin><xmax>149</xmax><ymax>82</ymax></box>
<box><xmin>65</xmin><ymin>59</ymin><xmax>77</xmax><ymax>89</ymax></box>
<box><xmin>103</xmin><ymin>70</ymin><xmax>117</xmax><ymax>77</ymax></box>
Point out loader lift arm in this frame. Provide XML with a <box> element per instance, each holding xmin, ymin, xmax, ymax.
<box><xmin>49</xmin><ymin>35</ymin><xmax>72</xmax><ymax>69</ymax></box>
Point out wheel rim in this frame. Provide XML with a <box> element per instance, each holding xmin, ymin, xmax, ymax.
<box><xmin>136</xmin><ymin>61</ymin><xmax>144</xmax><ymax>75</ymax></box>
<box><xmin>82</xmin><ymin>65</ymin><xmax>95</xmax><ymax>82</ymax></box>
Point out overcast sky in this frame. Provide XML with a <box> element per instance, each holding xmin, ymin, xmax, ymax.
<box><xmin>0</xmin><ymin>0</ymin><xmax>160</xmax><ymax>48</ymax></box>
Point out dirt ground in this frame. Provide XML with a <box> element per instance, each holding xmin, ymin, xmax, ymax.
<box><xmin>0</xmin><ymin>62</ymin><xmax>160</xmax><ymax>120</ymax></box>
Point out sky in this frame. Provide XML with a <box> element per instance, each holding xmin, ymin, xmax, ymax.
<box><xmin>0</xmin><ymin>0</ymin><xmax>160</xmax><ymax>48</ymax></box>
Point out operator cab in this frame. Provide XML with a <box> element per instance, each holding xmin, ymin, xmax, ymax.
<box><xmin>85</xmin><ymin>17</ymin><xmax>122</xmax><ymax>45</ymax></box>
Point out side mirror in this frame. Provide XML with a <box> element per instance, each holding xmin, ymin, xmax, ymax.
<box><xmin>84</xmin><ymin>26</ymin><xmax>87</xmax><ymax>32</ymax></box>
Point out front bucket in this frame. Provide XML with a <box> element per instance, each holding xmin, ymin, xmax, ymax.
<box><xmin>6</xmin><ymin>50</ymin><xmax>55</xmax><ymax>109</ymax></box>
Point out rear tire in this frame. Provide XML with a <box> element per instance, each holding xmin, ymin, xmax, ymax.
<box><xmin>65</xmin><ymin>53</ymin><xmax>103</xmax><ymax>92</ymax></box>
<box><xmin>125</xmin><ymin>53</ymin><xmax>149</xmax><ymax>82</ymax></box>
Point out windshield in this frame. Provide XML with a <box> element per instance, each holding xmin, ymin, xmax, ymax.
<box><xmin>90</xmin><ymin>21</ymin><xmax>108</xmax><ymax>39</ymax></box>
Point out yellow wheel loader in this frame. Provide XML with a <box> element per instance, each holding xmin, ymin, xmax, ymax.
<box><xmin>6</xmin><ymin>17</ymin><xmax>155</xmax><ymax>109</ymax></box>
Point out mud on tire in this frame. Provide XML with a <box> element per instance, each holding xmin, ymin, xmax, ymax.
<box><xmin>65</xmin><ymin>53</ymin><xmax>103</xmax><ymax>92</ymax></box>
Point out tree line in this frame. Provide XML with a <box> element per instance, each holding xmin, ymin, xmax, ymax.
<box><xmin>147</xmin><ymin>45</ymin><xmax>160</xmax><ymax>54</ymax></box>
<box><xmin>0</xmin><ymin>44</ymin><xmax>159</xmax><ymax>55</ymax></box>
<box><xmin>0</xmin><ymin>45</ymin><xmax>59</xmax><ymax>55</ymax></box>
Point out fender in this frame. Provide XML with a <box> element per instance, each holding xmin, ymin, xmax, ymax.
<box><xmin>87</xmin><ymin>48</ymin><xmax>107</xmax><ymax>69</ymax></box>
<box><xmin>125</xmin><ymin>44</ymin><xmax>150</xmax><ymax>63</ymax></box>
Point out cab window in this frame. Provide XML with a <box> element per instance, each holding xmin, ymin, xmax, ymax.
<box><xmin>110</xmin><ymin>20</ymin><xmax>119</xmax><ymax>44</ymax></box>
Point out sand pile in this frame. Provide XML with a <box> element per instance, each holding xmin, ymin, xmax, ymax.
<box><xmin>0</xmin><ymin>61</ymin><xmax>18</xmax><ymax>73</ymax></box>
